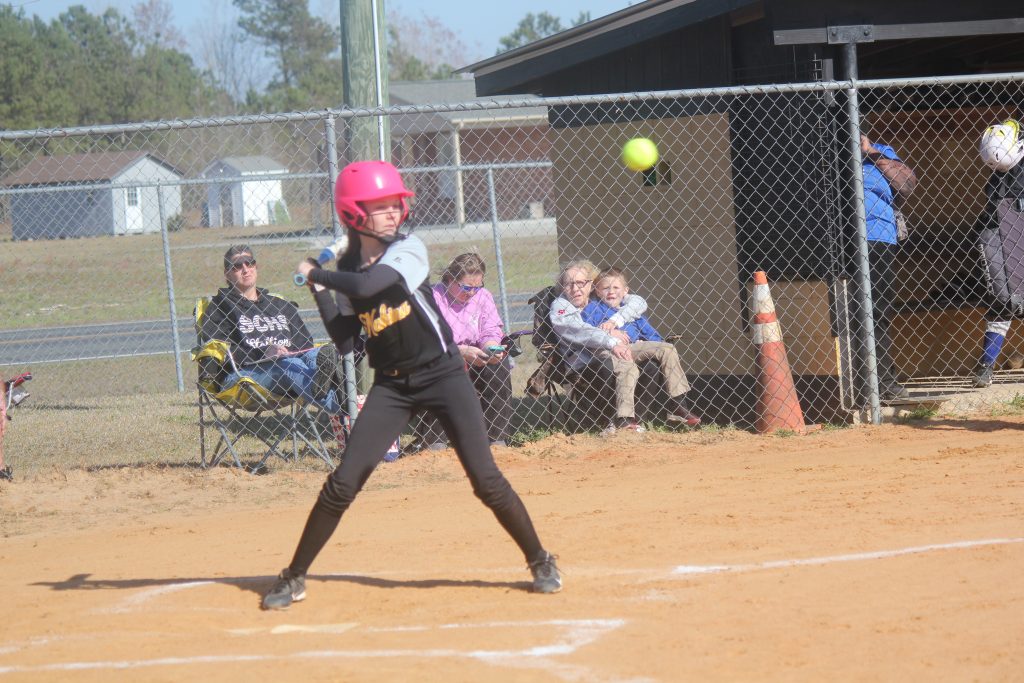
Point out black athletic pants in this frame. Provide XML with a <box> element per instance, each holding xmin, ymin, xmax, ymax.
<box><xmin>288</xmin><ymin>351</ymin><xmax>545</xmax><ymax>574</ymax></box>
<box><xmin>415</xmin><ymin>358</ymin><xmax>513</xmax><ymax>445</ymax></box>
<box><xmin>866</xmin><ymin>241</ymin><xmax>901</xmax><ymax>390</ymax></box>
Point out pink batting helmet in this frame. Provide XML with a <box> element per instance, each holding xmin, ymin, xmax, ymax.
<box><xmin>334</xmin><ymin>160</ymin><xmax>414</xmax><ymax>229</ymax></box>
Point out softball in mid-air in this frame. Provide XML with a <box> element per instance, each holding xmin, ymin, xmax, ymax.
<box><xmin>621</xmin><ymin>137</ymin><xmax>659</xmax><ymax>172</ymax></box>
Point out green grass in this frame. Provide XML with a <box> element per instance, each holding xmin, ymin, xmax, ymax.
<box><xmin>14</xmin><ymin>354</ymin><xmax>191</xmax><ymax>399</ymax></box>
<box><xmin>0</xmin><ymin>227</ymin><xmax>561</xmax><ymax>330</ymax></box>
<box><xmin>5</xmin><ymin>392</ymin><xmax>201</xmax><ymax>474</ymax></box>
<box><xmin>508</xmin><ymin>427</ymin><xmax>559</xmax><ymax>447</ymax></box>
<box><xmin>695</xmin><ymin>423</ymin><xmax>739</xmax><ymax>436</ymax></box>
<box><xmin>0</xmin><ymin>350</ymin><xmax>551</xmax><ymax>474</ymax></box>
<box><xmin>988</xmin><ymin>393</ymin><xmax>1024</xmax><ymax>417</ymax></box>
<box><xmin>896</xmin><ymin>406</ymin><xmax>939</xmax><ymax>422</ymax></box>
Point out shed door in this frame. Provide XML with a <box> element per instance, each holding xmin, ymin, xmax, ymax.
<box><xmin>125</xmin><ymin>186</ymin><xmax>143</xmax><ymax>233</ymax></box>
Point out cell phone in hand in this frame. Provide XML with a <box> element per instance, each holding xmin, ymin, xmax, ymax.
<box><xmin>485</xmin><ymin>344</ymin><xmax>506</xmax><ymax>356</ymax></box>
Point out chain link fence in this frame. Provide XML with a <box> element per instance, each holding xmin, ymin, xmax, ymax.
<box><xmin>3</xmin><ymin>72</ymin><xmax>1023</xmax><ymax>473</ymax></box>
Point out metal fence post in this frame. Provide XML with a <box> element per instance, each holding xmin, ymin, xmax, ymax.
<box><xmin>325</xmin><ymin>114</ymin><xmax>360</xmax><ymax>419</ymax></box>
<box><xmin>486</xmin><ymin>168</ymin><xmax>512</xmax><ymax>330</ymax></box>
<box><xmin>842</xmin><ymin>42</ymin><xmax>882</xmax><ymax>424</ymax></box>
<box><xmin>157</xmin><ymin>180</ymin><xmax>185</xmax><ymax>393</ymax></box>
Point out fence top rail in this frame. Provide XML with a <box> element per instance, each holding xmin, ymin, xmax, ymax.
<box><xmin>3</xmin><ymin>71</ymin><xmax>1024</xmax><ymax>142</ymax></box>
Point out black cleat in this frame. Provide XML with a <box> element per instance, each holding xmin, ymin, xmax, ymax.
<box><xmin>261</xmin><ymin>568</ymin><xmax>306</xmax><ymax>610</ymax></box>
<box><xmin>529</xmin><ymin>552</ymin><xmax>562</xmax><ymax>594</ymax></box>
<box><xmin>973</xmin><ymin>363</ymin><xmax>994</xmax><ymax>389</ymax></box>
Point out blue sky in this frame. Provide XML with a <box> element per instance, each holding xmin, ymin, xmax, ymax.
<box><xmin>16</xmin><ymin>0</ymin><xmax>637</xmax><ymax>64</ymax></box>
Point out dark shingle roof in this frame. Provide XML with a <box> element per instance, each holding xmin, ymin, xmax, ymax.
<box><xmin>2</xmin><ymin>151</ymin><xmax>178</xmax><ymax>187</ymax></box>
<box><xmin>216</xmin><ymin>156</ymin><xmax>288</xmax><ymax>173</ymax></box>
<box><xmin>388</xmin><ymin>79</ymin><xmax>547</xmax><ymax>134</ymax></box>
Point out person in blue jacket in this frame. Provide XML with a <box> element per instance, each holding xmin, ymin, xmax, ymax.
<box><xmin>860</xmin><ymin>133</ymin><xmax>918</xmax><ymax>400</ymax></box>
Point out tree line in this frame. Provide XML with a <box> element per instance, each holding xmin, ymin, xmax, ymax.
<box><xmin>0</xmin><ymin>1</ymin><xmax>592</xmax><ymax>130</ymax></box>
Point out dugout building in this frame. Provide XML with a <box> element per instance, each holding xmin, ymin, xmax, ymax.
<box><xmin>462</xmin><ymin>0</ymin><xmax>1024</xmax><ymax>423</ymax></box>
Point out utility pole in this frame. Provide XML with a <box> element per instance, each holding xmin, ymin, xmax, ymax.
<box><xmin>340</xmin><ymin>0</ymin><xmax>390</xmax><ymax>395</ymax></box>
<box><xmin>340</xmin><ymin>0</ymin><xmax>390</xmax><ymax>162</ymax></box>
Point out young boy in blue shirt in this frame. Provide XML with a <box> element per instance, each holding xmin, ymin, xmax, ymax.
<box><xmin>581</xmin><ymin>267</ymin><xmax>700</xmax><ymax>429</ymax></box>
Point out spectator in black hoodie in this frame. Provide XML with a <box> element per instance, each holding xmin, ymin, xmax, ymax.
<box><xmin>200</xmin><ymin>244</ymin><xmax>342</xmax><ymax>413</ymax></box>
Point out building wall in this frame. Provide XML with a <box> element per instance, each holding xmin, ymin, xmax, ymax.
<box><xmin>397</xmin><ymin>124</ymin><xmax>552</xmax><ymax>226</ymax></box>
<box><xmin>239</xmin><ymin>177</ymin><xmax>284</xmax><ymax>226</ymax></box>
<box><xmin>459</xmin><ymin>125</ymin><xmax>552</xmax><ymax>222</ymax></box>
<box><xmin>490</xmin><ymin>14</ymin><xmax>733</xmax><ymax>97</ymax></box>
<box><xmin>11</xmin><ymin>187</ymin><xmax>114</xmax><ymax>240</ymax></box>
<box><xmin>549</xmin><ymin>110</ymin><xmax>841</xmax><ymax>379</ymax></box>
<box><xmin>107</xmin><ymin>158</ymin><xmax>184</xmax><ymax>235</ymax></box>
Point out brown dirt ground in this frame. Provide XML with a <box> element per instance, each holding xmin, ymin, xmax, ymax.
<box><xmin>1</xmin><ymin>418</ymin><xmax>1022</xmax><ymax>682</ymax></box>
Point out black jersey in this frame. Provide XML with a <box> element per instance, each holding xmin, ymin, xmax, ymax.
<box><xmin>333</xmin><ymin>236</ymin><xmax>453</xmax><ymax>371</ymax></box>
<box><xmin>202</xmin><ymin>286</ymin><xmax>314</xmax><ymax>367</ymax></box>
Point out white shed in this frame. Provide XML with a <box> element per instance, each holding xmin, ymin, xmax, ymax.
<box><xmin>2</xmin><ymin>151</ymin><xmax>183</xmax><ymax>240</ymax></box>
<box><xmin>202</xmin><ymin>156</ymin><xmax>289</xmax><ymax>228</ymax></box>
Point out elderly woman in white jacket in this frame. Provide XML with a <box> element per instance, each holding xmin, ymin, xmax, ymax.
<box><xmin>549</xmin><ymin>260</ymin><xmax>651</xmax><ymax>434</ymax></box>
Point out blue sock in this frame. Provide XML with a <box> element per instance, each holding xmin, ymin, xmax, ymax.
<box><xmin>982</xmin><ymin>331</ymin><xmax>1005</xmax><ymax>367</ymax></box>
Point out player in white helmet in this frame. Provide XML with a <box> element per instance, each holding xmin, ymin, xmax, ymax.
<box><xmin>973</xmin><ymin>119</ymin><xmax>1024</xmax><ymax>388</ymax></box>
<box><xmin>979</xmin><ymin>119</ymin><xmax>1024</xmax><ymax>173</ymax></box>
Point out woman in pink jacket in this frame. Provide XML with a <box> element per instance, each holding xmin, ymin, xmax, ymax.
<box><xmin>416</xmin><ymin>253</ymin><xmax>513</xmax><ymax>449</ymax></box>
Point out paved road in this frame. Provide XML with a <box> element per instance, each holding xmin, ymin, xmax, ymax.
<box><xmin>0</xmin><ymin>293</ymin><xmax>537</xmax><ymax>366</ymax></box>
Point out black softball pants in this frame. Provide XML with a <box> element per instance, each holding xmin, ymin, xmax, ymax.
<box><xmin>866</xmin><ymin>241</ymin><xmax>901</xmax><ymax>390</ymax></box>
<box><xmin>287</xmin><ymin>352</ymin><xmax>545</xmax><ymax>574</ymax></box>
<box><xmin>415</xmin><ymin>358</ymin><xmax>514</xmax><ymax>445</ymax></box>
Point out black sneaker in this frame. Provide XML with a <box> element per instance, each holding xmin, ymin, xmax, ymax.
<box><xmin>261</xmin><ymin>568</ymin><xmax>306</xmax><ymax>610</ymax></box>
<box><xmin>313</xmin><ymin>345</ymin><xmax>340</xmax><ymax>399</ymax></box>
<box><xmin>0</xmin><ymin>466</ymin><xmax>12</xmax><ymax>482</ymax></box>
<box><xmin>528</xmin><ymin>552</ymin><xmax>562</xmax><ymax>594</ymax></box>
<box><xmin>973</xmin><ymin>363</ymin><xmax>994</xmax><ymax>388</ymax></box>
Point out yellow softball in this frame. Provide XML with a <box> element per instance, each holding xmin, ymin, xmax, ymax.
<box><xmin>621</xmin><ymin>137</ymin><xmax>659</xmax><ymax>172</ymax></box>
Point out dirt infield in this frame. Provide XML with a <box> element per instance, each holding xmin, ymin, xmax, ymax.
<box><xmin>1</xmin><ymin>418</ymin><xmax>1022</xmax><ymax>682</ymax></box>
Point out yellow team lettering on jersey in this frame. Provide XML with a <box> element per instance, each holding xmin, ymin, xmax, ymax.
<box><xmin>359</xmin><ymin>301</ymin><xmax>412</xmax><ymax>338</ymax></box>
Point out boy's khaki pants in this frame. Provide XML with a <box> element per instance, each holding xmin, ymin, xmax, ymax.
<box><xmin>595</xmin><ymin>341</ymin><xmax>690</xmax><ymax>419</ymax></box>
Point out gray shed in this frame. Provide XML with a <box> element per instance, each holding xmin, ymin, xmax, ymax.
<box><xmin>202</xmin><ymin>156</ymin><xmax>289</xmax><ymax>228</ymax></box>
<box><xmin>2</xmin><ymin>151</ymin><xmax>183</xmax><ymax>240</ymax></box>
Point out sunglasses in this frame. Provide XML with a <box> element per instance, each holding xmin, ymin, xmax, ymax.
<box><xmin>458</xmin><ymin>283</ymin><xmax>484</xmax><ymax>294</ymax></box>
<box><xmin>229</xmin><ymin>258</ymin><xmax>257</xmax><ymax>272</ymax></box>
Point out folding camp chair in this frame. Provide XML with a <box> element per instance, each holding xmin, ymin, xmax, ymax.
<box><xmin>523</xmin><ymin>286</ymin><xmax>675</xmax><ymax>432</ymax></box>
<box><xmin>523</xmin><ymin>286</ymin><xmax>615</xmax><ymax>431</ymax></box>
<box><xmin>191</xmin><ymin>297</ymin><xmax>338</xmax><ymax>473</ymax></box>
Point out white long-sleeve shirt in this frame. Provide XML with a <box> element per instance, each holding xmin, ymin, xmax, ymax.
<box><xmin>550</xmin><ymin>294</ymin><xmax>647</xmax><ymax>370</ymax></box>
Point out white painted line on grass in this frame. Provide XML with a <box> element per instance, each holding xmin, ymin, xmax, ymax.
<box><xmin>672</xmin><ymin>537</ymin><xmax>1024</xmax><ymax>576</ymax></box>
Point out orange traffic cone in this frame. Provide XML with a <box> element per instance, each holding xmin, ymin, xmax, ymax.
<box><xmin>750</xmin><ymin>271</ymin><xmax>812</xmax><ymax>434</ymax></box>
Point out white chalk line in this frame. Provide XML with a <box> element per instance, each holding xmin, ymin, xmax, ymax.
<box><xmin>102</xmin><ymin>536</ymin><xmax>1024</xmax><ymax>615</ymax></box>
<box><xmin>672</xmin><ymin>537</ymin><xmax>1024</xmax><ymax>576</ymax></box>
<box><xmin>10</xmin><ymin>536</ymin><xmax>1017</xmax><ymax>676</ymax></box>
<box><xmin>103</xmin><ymin>580</ymin><xmax>223</xmax><ymax>613</ymax></box>
<box><xmin>0</xmin><ymin>618</ymin><xmax>626</xmax><ymax>677</ymax></box>
<box><xmin>228</xmin><ymin>623</ymin><xmax>358</xmax><ymax>636</ymax></box>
